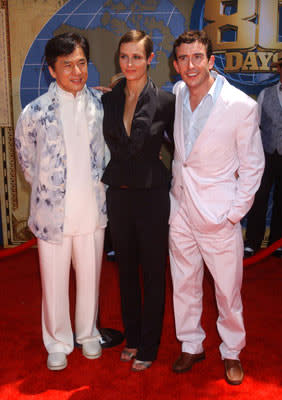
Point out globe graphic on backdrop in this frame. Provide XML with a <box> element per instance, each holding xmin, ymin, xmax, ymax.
<box><xmin>191</xmin><ymin>0</ymin><xmax>280</xmax><ymax>96</ymax></box>
<box><xmin>20</xmin><ymin>0</ymin><xmax>190</xmax><ymax>108</ymax></box>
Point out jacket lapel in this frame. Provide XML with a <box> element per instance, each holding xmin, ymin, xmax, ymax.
<box><xmin>185</xmin><ymin>79</ymin><xmax>229</xmax><ymax>162</ymax></box>
<box><xmin>174</xmin><ymin>82</ymin><xmax>186</xmax><ymax>162</ymax></box>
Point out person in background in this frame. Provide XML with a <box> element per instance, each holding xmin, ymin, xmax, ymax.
<box><xmin>15</xmin><ymin>32</ymin><xmax>108</xmax><ymax>371</ymax></box>
<box><xmin>244</xmin><ymin>52</ymin><xmax>282</xmax><ymax>259</ymax></box>
<box><xmin>169</xmin><ymin>30</ymin><xmax>264</xmax><ymax>385</ymax></box>
<box><xmin>102</xmin><ymin>30</ymin><xmax>175</xmax><ymax>371</ymax></box>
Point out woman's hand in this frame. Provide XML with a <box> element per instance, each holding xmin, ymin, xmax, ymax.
<box><xmin>93</xmin><ymin>86</ymin><xmax>112</xmax><ymax>93</ymax></box>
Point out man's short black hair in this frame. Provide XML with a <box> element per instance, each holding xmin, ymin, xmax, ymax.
<box><xmin>45</xmin><ymin>32</ymin><xmax>90</xmax><ymax>70</ymax></box>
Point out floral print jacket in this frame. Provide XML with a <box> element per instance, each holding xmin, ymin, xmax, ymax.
<box><xmin>15</xmin><ymin>82</ymin><xmax>109</xmax><ymax>243</ymax></box>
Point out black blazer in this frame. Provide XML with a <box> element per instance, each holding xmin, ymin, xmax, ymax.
<box><xmin>102</xmin><ymin>78</ymin><xmax>175</xmax><ymax>189</ymax></box>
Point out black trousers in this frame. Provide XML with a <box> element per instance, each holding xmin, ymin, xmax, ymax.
<box><xmin>245</xmin><ymin>151</ymin><xmax>282</xmax><ymax>251</ymax></box>
<box><xmin>106</xmin><ymin>185</ymin><xmax>170</xmax><ymax>361</ymax></box>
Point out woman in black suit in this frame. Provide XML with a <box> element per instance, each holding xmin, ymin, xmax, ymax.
<box><xmin>102</xmin><ymin>30</ymin><xmax>175</xmax><ymax>371</ymax></box>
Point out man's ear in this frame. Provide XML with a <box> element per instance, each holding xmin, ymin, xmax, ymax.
<box><xmin>173</xmin><ymin>59</ymin><xmax>180</xmax><ymax>74</ymax></box>
<box><xmin>147</xmin><ymin>52</ymin><xmax>155</xmax><ymax>66</ymax></box>
<box><xmin>208</xmin><ymin>55</ymin><xmax>215</xmax><ymax>71</ymax></box>
<box><xmin>48</xmin><ymin>65</ymin><xmax>56</xmax><ymax>80</ymax></box>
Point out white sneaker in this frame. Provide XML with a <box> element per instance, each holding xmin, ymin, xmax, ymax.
<box><xmin>82</xmin><ymin>339</ymin><xmax>102</xmax><ymax>359</ymax></box>
<box><xmin>47</xmin><ymin>352</ymin><xmax>67</xmax><ymax>371</ymax></box>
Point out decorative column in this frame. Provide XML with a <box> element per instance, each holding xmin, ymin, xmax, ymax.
<box><xmin>0</xmin><ymin>0</ymin><xmax>19</xmax><ymax>247</ymax></box>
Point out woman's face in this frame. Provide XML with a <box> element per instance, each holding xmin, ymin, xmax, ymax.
<box><xmin>119</xmin><ymin>40</ymin><xmax>154</xmax><ymax>82</ymax></box>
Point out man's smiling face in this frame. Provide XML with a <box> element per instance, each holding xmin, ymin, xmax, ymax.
<box><xmin>173</xmin><ymin>41</ymin><xmax>214</xmax><ymax>93</ymax></box>
<box><xmin>48</xmin><ymin>45</ymin><xmax>88</xmax><ymax>96</ymax></box>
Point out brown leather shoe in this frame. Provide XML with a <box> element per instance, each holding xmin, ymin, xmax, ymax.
<box><xmin>224</xmin><ymin>359</ymin><xmax>244</xmax><ymax>385</ymax></box>
<box><xmin>172</xmin><ymin>351</ymin><xmax>205</xmax><ymax>373</ymax></box>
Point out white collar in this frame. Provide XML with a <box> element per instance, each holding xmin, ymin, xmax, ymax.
<box><xmin>183</xmin><ymin>70</ymin><xmax>224</xmax><ymax>107</ymax></box>
<box><xmin>56</xmin><ymin>82</ymin><xmax>86</xmax><ymax>100</ymax></box>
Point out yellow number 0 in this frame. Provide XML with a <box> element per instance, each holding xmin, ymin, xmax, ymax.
<box><xmin>258</xmin><ymin>0</ymin><xmax>282</xmax><ymax>50</ymax></box>
<box><xmin>204</xmin><ymin>0</ymin><xmax>282</xmax><ymax>52</ymax></box>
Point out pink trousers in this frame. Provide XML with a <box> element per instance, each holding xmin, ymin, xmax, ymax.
<box><xmin>169</xmin><ymin>205</ymin><xmax>245</xmax><ymax>360</ymax></box>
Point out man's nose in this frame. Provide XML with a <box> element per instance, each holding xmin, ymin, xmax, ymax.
<box><xmin>187</xmin><ymin>57</ymin><xmax>194</xmax><ymax>68</ymax></box>
<box><xmin>73</xmin><ymin>64</ymin><xmax>81</xmax><ymax>74</ymax></box>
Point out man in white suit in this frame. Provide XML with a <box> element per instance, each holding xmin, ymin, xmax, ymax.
<box><xmin>16</xmin><ymin>33</ymin><xmax>108</xmax><ymax>371</ymax></box>
<box><xmin>169</xmin><ymin>30</ymin><xmax>264</xmax><ymax>385</ymax></box>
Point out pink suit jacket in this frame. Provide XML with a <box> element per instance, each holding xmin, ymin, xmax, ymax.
<box><xmin>169</xmin><ymin>78</ymin><xmax>265</xmax><ymax>233</ymax></box>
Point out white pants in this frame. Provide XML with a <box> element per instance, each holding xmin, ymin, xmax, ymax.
<box><xmin>169</xmin><ymin>205</ymin><xmax>246</xmax><ymax>360</ymax></box>
<box><xmin>37</xmin><ymin>229</ymin><xmax>105</xmax><ymax>354</ymax></box>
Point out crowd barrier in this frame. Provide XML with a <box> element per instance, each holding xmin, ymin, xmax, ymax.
<box><xmin>243</xmin><ymin>237</ymin><xmax>282</xmax><ymax>266</ymax></box>
<box><xmin>0</xmin><ymin>238</ymin><xmax>36</xmax><ymax>259</ymax></box>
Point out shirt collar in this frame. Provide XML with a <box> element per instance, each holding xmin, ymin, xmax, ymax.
<box><xmin>56</xmin><ymin>82</ymin><xmax>86</xmax><ymax>100</ymax></box>
<box><xmin>183</xmin><ymin>70</ymin><xmax>224</xmax><ymax>108</ymax></box>
<box><xmin>276</xmin><ymin>80</ymin><xmax>282</xmax><ymax>92</ymax></box>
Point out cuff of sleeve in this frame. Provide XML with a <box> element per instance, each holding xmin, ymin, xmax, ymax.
<box><xmin>226</xmin><ymin>210</ymin><xmax>241</xmax><ymax>225</ymax></box>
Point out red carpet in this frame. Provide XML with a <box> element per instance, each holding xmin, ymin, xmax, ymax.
<box><xmin>0</xmin><ymin>249</ymin><xmax>281</xmax><ymax>399</ymax></box>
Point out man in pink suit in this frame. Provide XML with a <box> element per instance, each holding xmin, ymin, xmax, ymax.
<box><xmin>169</xmin><ymin>30</ymin><xmax>264</xmax><ymax>385</ymax></box>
